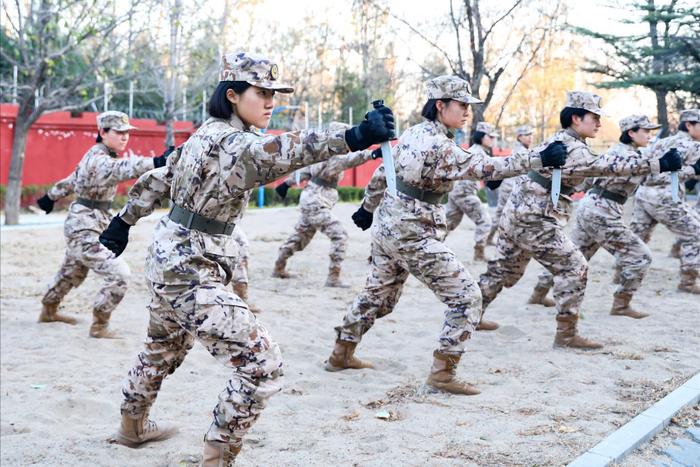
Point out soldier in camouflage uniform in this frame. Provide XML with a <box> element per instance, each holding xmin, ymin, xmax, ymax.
<box><xmin>630</xmin><ymin>109</ymin><xmax>700</xmax><ymax>294</ymax></box>
<box><xmin>271</xmin><ymin>135</ymin><xmax>379</xmax><ymax>287</ymax></box>
<box><xmin>97</xmin><ymin>52</ymin><xmax>394</xmax><ymax>466</ymax></box>
<box><xmin>477</xmin><ymin>93</ymin><xmax>683</xmax><ymax>350</ymax></box>
<box><xmin>445</xmin><ymin>122</ymin><xmax>497</xmax><ymax>261</ymax></box>
<box><xmin>326</xmin><ymin>75</ymin><xmax>566</xmax><ymax>396</ymax></box>
<box><xmin>528</xmin><ymin>115</ymin><xmax>675</xmax><ymax>318</ymax></box>
<box><xmin>35</xmin><ymin>111</ymin><xmax>167</xmax><ymax>338</ymax></box>
<box><xmin>486</xmin><ymin>125</ymin><xmax>533</xmax><ymax>246</ymax></box>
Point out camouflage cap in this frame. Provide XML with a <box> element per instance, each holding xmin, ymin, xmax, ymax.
<box><xmin>97</xmin><ymin>111</ymin><xmax>136</xmax><ymax>131</ymax></box>
<box><xmin>619</xmin><ymin>115</ymin><xmax>661</xmax><ymax>132</ymax></box>
<box><xmin>515</xmin><ymin>125</ymin><xmax>533</xmax><ymax>136</ymax></box>
<box><xmin>679</xmin><ymin>109</ymin><xmax>700</xmax><ymax>123</ymax></box>
<box><xmin>426</xmin><ymin>75</ymin><xmax>482</xmax><ymax>104</ymax></box>
<box><xmin>564</xmin><ymin>91</ymin><xmax>608</xmax><ymax>116</ymax></box>
<box><xmin>219</xmin><ymin>51</ymin><xmax>293</xmax><ymax>93</ymax></box>
<box><xmin>475</xmin><ymin>122</ymin><xmax>498</xmax><ymax>137</ymax></box>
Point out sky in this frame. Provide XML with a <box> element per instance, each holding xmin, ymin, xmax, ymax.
<box><xmin>233</xmin><ymin>0</ymin><xmax>661</xmax><ymax>122</ymax></box>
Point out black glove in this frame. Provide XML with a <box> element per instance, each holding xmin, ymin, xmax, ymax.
<box><xmin>539</xmin><ymin>141</ymin><xmax>567</xmax><ymax>168</ymax></box>
<box><xmin>685</xmin><ymin>179</ymin><xmax>698</xmax><ymax>192</ymax></box>
<box><xmin>692</xmin><ymin>158</ymin><xmax>700</xmax><ymax>176</ymax></box>
<box><xmin>153</xmin><ymin>146</ymin><xmax>175</xmax><ymax>168</ymax></box>
<box><xmin>275</xmin><ymin>181</ymin><xmax>291</xmax><ymax>200</ymax></box>
<box><xmin>37</xmin><ymin>194</ymin><xmax>54</xmax><ymax>214</ymax></box>
<box><xmin>99</xmin><ymin>216</ymin><xmax>131</xmax><ymax>257</ymax></box>
<box><xmin>486</xmin><ymin>180</ymin><xmax>503</xmax><ymax>190</ymax></box>
<box><xmin>371</xmin><ymin>147</ymin><xmax>383</xmax><ymax>159</ymax></box>
<box><xmin>658</xmin><ymin>148</ymin><xmax>682</xmax><ymax>173</ymax></box>
<box><xmin>344</xmin><ymin>102</ymin><xmax>395</xmax><ymax>151</ymax></box>
<box><xmin>351</xmin><ymin>206</ymin><xmax>373</xmax><ymax>231</ymax></box>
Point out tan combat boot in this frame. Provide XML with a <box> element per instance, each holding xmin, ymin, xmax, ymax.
<box><xmin>610</xmin><ymin>293</ymin><xmax>649</xmax><ymax>319</ymax></box>
<box><xmin>527</xmin><ymin>286</ymin><xmax>556</xmax><ymax>307</ymax></box>
<box><xmin>325</xmin><ymin>265</ymin><xmax>350</xmax><ymax>288</ymax></box>
<box><xmin>553</xmin><ymin>314</ymin><xmax>603</xmax><ymax>350</ymax></box>
<box><xmin>232</xmin><ymin>282</ymin><xmax>261</xmax><ymax>314</ymax></box>
<box><xmin>670</xmin><ymin>241</ymin><xmax>681</xmax><ymax>259</ymax></box>
<box><xmin>678</xmin><ymin>271</ymin><xmax>700</xmax><ymax>294</ymax></box>
<box><xmin>325</xmin><ymin>340</ymin><xmax>374</xmax><ymax>371</ymax></box>
<box><xmin>38</xmin><ymin>303</ymin><xmax>78</xmax><ymax>325</ymax></box>
<box><xmin>271</xmin><ymin>257</ymin><xmax>291</xmax><ymax>279</ymax></box>
<box><xmin>473</xmin><ymin>244</ymin><xmax>487</xmax><ymax>262</ymax></box>
<box><xmin>476</xmin><ymin>315</ymin><xmax>499</xmax><ymax>331</ymax></box>
<box><xmin>113</xmin><ymin>412</ymin><xmax>178</xmax><ymax>448</ymax></box>
<box><xmin>424</xmin><ymin>350</ymin><xmax>480</xmax><ymax>396</ymax></box>
<box><xmin>89</xmin><ymin>310</ymin><xmax>119</xmax><ymax>338</ymax></box>
<box><xmin>201</xmin><ymin>441</ymin><xmax>242</xmax><ymax>467</ymax></box>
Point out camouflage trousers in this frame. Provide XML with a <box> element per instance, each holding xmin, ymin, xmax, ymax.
<box><xmin>335</xmin><ymin>232</ymin><xmax>482</xmax><ymax>355</ymax></box>
<box><xmin>232</xmin><ymin>226</ymin><xmax>249</xmax><ymax>286</ymax></box>
<box><xmin>42</xmin><ymin>229</ymin><xmax>130</xmax><ymax>316</ymax></box>
<box><xmin>630</xmin><ymin>192</ymin><xmax>700</xmax><ymax>274</ymax></box>
<box><xmin>120</xmin><ymin>281</ymin><xmax>283</xmax><ymax>445</ymax></box>
<box><xmin>479</xmin><ymin>212</ymin><xmax>587</xmax><ymax>317</ymax></box>
<box><xmin>276</xmin><ymin>207</ymin><xmax>348</xmax><ymax>268</ymax></box>
<box><xmin>488</xmin><ymin>178</ymin><xmax>516</xmax><ymax>240</ymax></box>
<box><xmin>445</xmin><ymin>194</ymin><xmax>492</xmax><ymax>247</ymax></box>
<box><xmin>534</xmin><ymin>194</ymin><xmax>652</xmax><ymax>296</ymax></box>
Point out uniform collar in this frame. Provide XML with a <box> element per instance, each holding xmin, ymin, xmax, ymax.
<box><xmin>564</xmin><ymin>127</ymin><xmax>586</xmax><ymax>143</ymax></box>
<box><xmin>676</xmin><ymin>131</ymin><xmax>693</xmax><ymax>142</ymax></box>
<box><xmin>229</xmin><ymin>114</ymin><xmax>250</xmax><ymax>131</ymax></box>
<box><xmin>98</xmin><ymin>143</ymin><xmax>118</xmax><ymax>158</ymax></box>
<box><xmin>431</xmin><ymin>120</ymin><xmax>455</xmax><ymax>139</ymax></box>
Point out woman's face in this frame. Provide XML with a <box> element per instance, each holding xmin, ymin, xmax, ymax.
<box><xmin>437</xmin><ymin>100</ymin><xmax>470</xmax><ymax>129</ymax></box>
<box><xmin>518</xmin><ymin>134</ymin><xmax>533</xmax><ymax>148</ymax></box>
<box><xmin>628</xmin><ymin>128</ymin><xmax>652</xmax><ymax>147</ymax></box>
<box><xmin>481</xmin><ymin>134</ymin><xmax>494</xmax><ymax>149</ymax></box>
<box><xmin>100</xmin><ymin>129</ymin><xmax>129</xmax><ymax>153</ymax></box>
<box><xmin>228</xmin><ymin>86</ymin><xmax>275</xmax><ymax>129</ymax></box>
<box><xmin>571</xmin><ymin>112</ymin><xmax>601</xmax><ymax>138</ymax></box>
<box><xmin>686</xmin><ymin>121</ymin><xmax>700</xmax><ymax>140</ymax></box>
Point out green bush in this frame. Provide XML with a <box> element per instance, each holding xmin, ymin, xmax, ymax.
<box><xmin>247</xmin><ymin>186</ymin><xmax>366</xmax><ymax>208</ymax></box>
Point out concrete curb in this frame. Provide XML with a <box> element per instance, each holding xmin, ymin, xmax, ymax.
<box><xmin>568</xmin><ymin>373</ymin><xmax>700</xmax><ymax>466</ymax></box>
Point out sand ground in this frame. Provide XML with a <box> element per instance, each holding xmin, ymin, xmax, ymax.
<box><xmin>1</xmin><ymin>202</ymin><xmax>698</xmax><ymax>466</ymax></box>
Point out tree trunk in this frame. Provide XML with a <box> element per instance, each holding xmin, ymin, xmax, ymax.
<box><xmin>655</xmin><ymin>89</ymin><xmax>669</xmax><ymax>137</ymax></box>
<box><xmin>4</xmin><ymin>120</ymin><xmax>31</xmax><ymax>225</ymax></box>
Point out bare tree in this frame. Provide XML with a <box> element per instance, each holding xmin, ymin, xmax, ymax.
<box><xmin>0</xmin><ymin>0</ymin><xmax>140</xmax><ymax>225</ymax></box>
<box><xmin>374</xmin><ymin>0</ymin><xmax>559</xmax><ymax>133</ymax></box>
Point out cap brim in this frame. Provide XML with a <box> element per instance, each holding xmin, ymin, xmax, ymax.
<box><xmin>488</xmin><ymin>132</ymin><xmax>499</xmax><ymax>137</ymax></box>
<box><xmin>249</xmin><ymin>81</ymin><xmax>294</xmax><ymax>93</ymax></box>
<box><xmin>454</xmin><ymin>96</ymin><xmax>483</xmax><ymax>104</ymax></box>
<box><xmin>588</xmin><ymin>107</ymin><xmax>610</xmax><ymax>117</ymax></box>
<box><xmin>641</xmin><ymin>123</ymin><xmax>662</xmax><ymax>130</ymax></box>
<box><xmin>111</xmin><ymin>124</ymin><xmax>137</xmax><ymax>131</ymax></box>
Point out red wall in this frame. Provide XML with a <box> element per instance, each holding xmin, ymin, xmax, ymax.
<box><xmin>0</xmin><ymin>104</ymin><xmax>194</xmax><ymax>187</ymax></box>
<box><xmin>0</xmin><ymin>103</ymin><xmax>512</xmax><ymax>192</ymax></box>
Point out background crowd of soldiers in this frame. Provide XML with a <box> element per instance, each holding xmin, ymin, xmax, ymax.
<box><xmin>28</xmin><ymin>50</ymin><xmax>699</xmax><ymax>465</ymax></box>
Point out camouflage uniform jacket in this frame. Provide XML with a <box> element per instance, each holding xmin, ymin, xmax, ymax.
<box><xmin>47</xmin><ymin>143</ymin><xmax>155</xmax><ymax>236</ymax></box>
<box><xmin>587</xmin><ymin>143</ymin><xmax>662</xmax><ymax>198</ymax></box>
<box><xmin>450</xmin><ymin>144</ymin><xmax>489</xmax><ymax>197</ymax></box>
<box><xmin>285</xmin><ymin>149</ymin><xmax>373</xmax><ymax>212</ymax></box>
<box><xmin>638</xmin><ymin>131</ymin><xmax>700</xmax><ymax>193</ymax></box>
<box><xmin>119</xmin><ymin>115</ymin><xmax>348</xmax><ymax>285</ymax></box>
<box><xmin>512</xmin><ymin>128</ymin><xmax>662</xmax><ymax>225</ymax></box>
<box><xmin>360</xmin><ymin>119</ymin><xmax>541</xmax><ymax>226</ymax></box>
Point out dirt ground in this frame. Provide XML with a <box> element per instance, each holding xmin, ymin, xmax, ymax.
<box><xmin>1</xmin><ymin>202</ymin><xmax>698</xmax><ymax>466</ymax></box>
